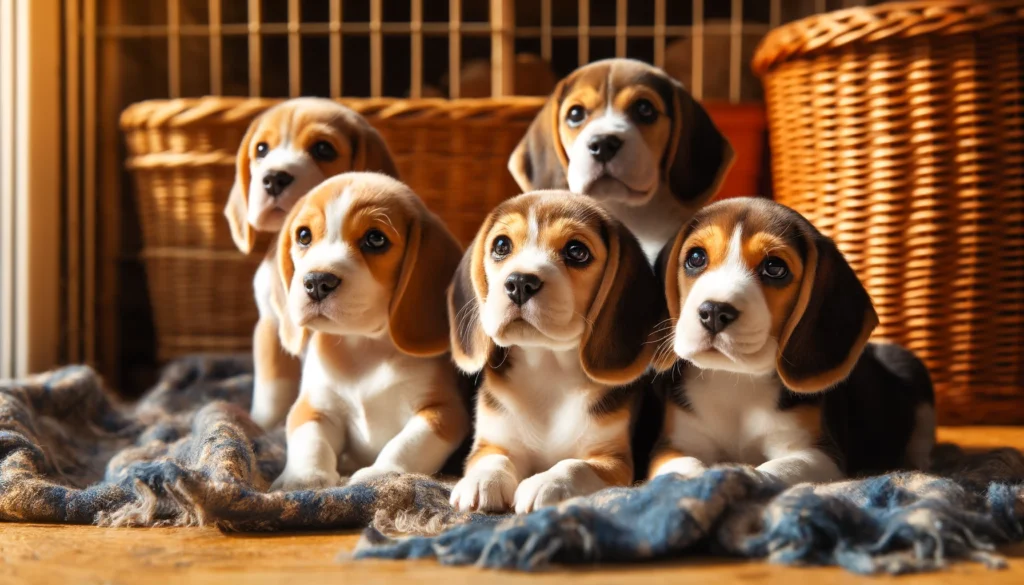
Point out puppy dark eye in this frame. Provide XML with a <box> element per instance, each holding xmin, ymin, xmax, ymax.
<box><xmin>361</xmin><ymin>228</ymin><xmax>390</xmax><ymax>253</ymax></box>
<box><xmin>566</xmin><ymin>105</ymin><xmax>587</xmax><ymax>128</ymax></box>
<box><xmin>684</xmin><ymin>247</ymin><xmax>707</xmax><ymax>271</ymax></box>
<box><xmin>310</xmin><ymin>141</ymin><xmax>338</xmax><ymax>162</ymax></box>
<box><xmin>255</xmin><ymin>142</ymin><xmax>269</xmax><ymax>159</ymax></box>
<box><xmin>492</xmin><ymin>236</ymin><xmax>512</xmax><ymax>259</ymax></box>
<box><xmin>563</xmin><ymin>240</ymin><xmax>592</xmax><ymax>266</ymax></box>
<box><xmin>761</xmin><ymin>257</ymin><xmax>789</xmax><ymax>279</ymax></box>
<box><xmin>632</xmin><ymin>99</ymin><xmax>658</xmax><ymax>124</ymax></box>
<box><xmin>296</xmin><ymin>227</ymin><xmax>312</xmax><ymax>246</ymax></box>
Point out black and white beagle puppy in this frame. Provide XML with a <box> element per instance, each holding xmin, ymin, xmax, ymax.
<box><xmin>508</xmin><ymin>58</ymin><xmax>734</xmax><ymax>262</ymax></box>
<box><xmin>224</xmin><ymin>98</ymin><xmax>399</xmax><ymax>430</ymax></box>
<box><xmin>447</xmin><ymin>191</ymin><xmax>664</xmax><ymax>513</ymax></box>
<box><xmin>650</xmin><ymin>197</ymin><xmax>936</xmax><ymax>485</ymax></box>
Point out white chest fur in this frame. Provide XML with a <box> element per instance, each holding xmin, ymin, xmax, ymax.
<box><xmin>599</xmin><ymin>187</ymin><xmax>689</xmax><ymax>263</ymax></box>
<box><xmin>665</xmin><ymin>368</ymin><xmax>818</xmax><ymax>465</ymax></box>
<box><xmin>479</xmin><ymin>347</ymin><xmax>622</xmax><ymax>475</ymax></box>
<box><xmin>301</xmin><ymin>333</ymin><xmax>440</xmax><ymax>473</ymax></box>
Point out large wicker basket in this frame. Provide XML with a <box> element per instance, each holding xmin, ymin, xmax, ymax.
<box><xmin>753</xmin><ymin>1</ymin><xmax>1024</xmax><ymax>424</ymax></box>
<box><xmin>120</xmin><ymin>98</ymin><xmax>765</xmax><ymax>362</ymax></box>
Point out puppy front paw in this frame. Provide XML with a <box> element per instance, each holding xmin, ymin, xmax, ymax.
<box><xmin>348</xmin><ymin>465</ymin><xmax>402</xmax><ymax>485</ymax></box>
<box><xmin>449</xmin><ymin>467</ymin><xmax>517</xmax><ymax>513</ymax></box>
<box><xmin>270</xmin><ymin>466</ymin><xmax>342</xmax><ymax>492</ymax></box>
<box><xmin>652</xmin><ymin>456</ymin><xmax>707</xmax><ymax>479</ymax></box>
<box><xmin>513</xmin><ymin>470</ymin><xmax>580</xmax><ymax>514</ymax></box>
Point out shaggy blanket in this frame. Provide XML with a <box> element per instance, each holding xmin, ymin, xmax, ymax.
<box><xmin>1</xmin><ymin>356</ymin><xmax>1023</xmax><ymax>575</ymax></box>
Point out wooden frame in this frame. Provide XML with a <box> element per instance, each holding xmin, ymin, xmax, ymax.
<box><xmin>0</xmin><ymin>0</ymin><xmax>63</xmax><ymax>377</ymax></box>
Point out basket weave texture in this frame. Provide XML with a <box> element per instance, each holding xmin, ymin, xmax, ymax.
<box><xmin>120</xmin><ymin>98</ymin><xmax>535</xmax><ymax>359</ymax></box>
<box><xmin>753</xmin><ymin>1</ymin><xmax>1024</xmax><ymax>424</ymax></box>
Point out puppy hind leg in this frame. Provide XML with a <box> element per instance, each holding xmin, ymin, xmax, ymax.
<box><xmin>251</xmin><ymin>315</ymin><xmax>302</xmax><ymax>429</ymax></box>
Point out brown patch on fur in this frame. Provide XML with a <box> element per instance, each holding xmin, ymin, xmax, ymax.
<box><xmin>253</xmin><ymin>313</ymin><xmax>302</xmax><ymax>385</ymax></box>
<box><xmin>789</xmin><ymin>404</ymin><xmax>824</xmax><ymax>444</ymax></box>
<box><xmin>415</xmin><ymin>368</ymin><xmax>470</xmax><ymax>444</ymax></box>
<box><xmin>286</xmin><ymin>394</ymin><xmax>323</xmax><ymax>436</ymax></box>
<box><xmin>464</xmin><ymin>441</ymin><xmax>510</xmax><ymax>471</ymax></box>
<box><xmin>741</xmin><ymin>231</ymin><xmax>804</xmax><ymax>340</ymax></box>
<box><xmin>585</xmin><ymin>449</ymin><xmax>634</xmax><ymax>487</ymax></box>
<box><xmin>648</xmin><ymin>445</ymin><xmax>689</xmax><ymax>479</ymax></box>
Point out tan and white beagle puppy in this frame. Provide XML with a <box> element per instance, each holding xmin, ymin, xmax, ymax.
<box><xmin>447</xmin><ymin>191</ymin><xmax>665</xmax><ymax>514</ymax></box>
<box><xmin>224</xmin><ymin>98</ymin><xmax>399</xmax><ymax>430</ymax></box>
<box><xmin>508</xmin><ymin>58</ymin><xmax>734</xmax><ymax>262</ymax></box>
<box><xmin>650</xmin><ymin>197</ymin><xmax>936</xmax><ymax>485</ymax></box>
<box><xmin>268</xmin><ymin>172</ymin><xmax>468</xmax><ymax>490</ymax></box>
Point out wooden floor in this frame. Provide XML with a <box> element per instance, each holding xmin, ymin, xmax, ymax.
<box><xmin>1</xmin><ymin>427</ymin><xmax>1023</xmax><ymax>585</ymax></box>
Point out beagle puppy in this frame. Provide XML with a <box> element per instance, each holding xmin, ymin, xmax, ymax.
<box><xmin>224</xmin><ymin>98</ymin><xmax>399</xmax><ymax>430</ymax></box>
<box><xmin>447</xmin><ymin>191</ymin><xmax>664</xmax><ymax>513</ymax></box>
<box><xmin>269</xmin><ymin>172</ymin><xmax>468</xmax><ymax>490</ymax></box>
<box><xmin>508</xmin><ymin>58</ymin><xmax>734</xmax><ymax>262</ymax></box>
<box><xmin>650</xmin><ymin>197</ymin><xmax>936</xmax><ymax>485</ymax></box>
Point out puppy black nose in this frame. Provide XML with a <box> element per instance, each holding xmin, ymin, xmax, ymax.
<box><xmin>263</xmin><ymin>170</ymin><xmax>294</xmax><ymax>196</ymax></box>
<box><xmin>504</xmin><ymin>272</ymin><xmax>544</xmax><ymax>307</ymax></box>
<box><xmin>698</xmin><ymin>301</ymin><xmax>740</xmax><ymax>334</ymax></box>
<box><xmin>587</xmin><ymin>135</ymin><xmax>623</xmax><ymax>163</ymax></box>
<box><xmin>303</xmin><ymin>272</ymin><xmax>341</xmax><ymax>301</ymax></box>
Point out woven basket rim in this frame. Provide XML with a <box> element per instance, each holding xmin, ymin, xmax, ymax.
<box><xmin>119</xmin><ymin>96</ymin><xmax>552</xmax><ymax>130</ymax></box>
<box><xmin>752</xmin><ymin>0</ymin><xmax>1024</xmax><ymax>76</ymax></box>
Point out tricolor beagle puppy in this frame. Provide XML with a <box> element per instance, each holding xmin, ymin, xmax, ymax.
<box><xmin>508</xmin><ymin>58</ymin><xmax>734</xmax><ymax>262</ymax></box>
<box><xmin>447</xmin><ymin>191</ymin><xmax>664</xmax><ymax>513</ymax></box>
<box><xmin>268</xmin><ymin>172</ymin><xmax>468</xmax><ymax>490</ymax></box>
<box><xmin>224</xmin><ymin>98</ymin><xmax>399</xmax><ymax>430</ymax></box>
<box><xmin>649</xmin><ymin>197</ymin><xmax>936</xmax><ymax>485</ymax></box>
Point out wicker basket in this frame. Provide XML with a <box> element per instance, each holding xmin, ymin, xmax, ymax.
<box><xmin>753</xmin><ymin>1</ymin><xmax>1024</xmax><ymax>424</ymax></box>
<box><xmin>120</xmin><ymin>97</ymin><xmax>764</xmax><ymax>363</ymax></box>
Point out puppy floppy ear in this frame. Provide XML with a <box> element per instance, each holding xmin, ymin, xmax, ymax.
<box><xmin>446</xmin><ymin>218</ymin><xmax>498</xmax><ymax>373</ymax></box>
<box><xmin>651</xmin><ymin>228</ymin><xmax>686</xmax><ymax>372</ymax></box>
<box><xmin>580</xmin><ymin>220</ymin><xmax>666</xmax><ymax>385</ymax></box>
<box><xmin>273</xmin><ymin>227</ymin><xmax>309</xmax><ymax>356</ymax></box>
<box><xmin>664</xmin><ymin>81</ymin><xmax>734</xmax><ymax>208</ymax></box>
<box><xmin>508</xmin><ymin>80</ymin><xmax>569</xmax><ymax>191</ymax></box>
<box><xmin>225</xmin><ymin>116</ymin><xmax>260</xmax><ymax>254</ymax></box>
<box><xmin>356</xmin><ymin>122</ymin><xmax>400</xmax><ymax>180</ymax></box>
<box><xmin>777</xmin><ymin>230</ymin><xmax>878</xmax><ymax>393</ymax></box>
<box><xmin>389</xmin><ymin>205</ymin><xmax>463</xmax><ymax>356</ymax></box>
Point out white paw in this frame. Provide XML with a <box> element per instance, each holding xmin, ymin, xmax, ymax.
<box><xmin>513</xmin><ymin>471</ymin><xmax>579</xmax><ymax>514</ymax></box>
<box><xmin>449</xmin><ymin>467</ymin><xmax>517</xmax><ymax>513</ymax></box>
<box><xmin>653</xmin><ymin>456</ymin><xmax>707</xmax><ymax>479</ymax></box>
<box><xmin>348</xmin><ymin>465</ymin><xmax>401</xmax><ymax>485</ymax></box>
<box><xmin>270</xmin><ymin>466</ymin><xmax>342</xmax><ymax>492</ymax></box>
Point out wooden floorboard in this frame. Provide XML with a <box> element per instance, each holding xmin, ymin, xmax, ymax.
<box><xmin>0</xmin><ymin>426</ymin><xmax>1022</xmax><ymax>585</ymax></box>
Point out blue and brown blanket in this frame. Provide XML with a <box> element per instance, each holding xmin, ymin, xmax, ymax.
<box><xmin>1</xmin><ymin>356</ymin><xmax>1022</xmax><ymax>574</ymax></box>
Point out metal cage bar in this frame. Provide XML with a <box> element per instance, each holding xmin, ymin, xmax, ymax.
<box><xmin>578</xmin><ymin>0</ymin><xmax>589</xmax><ymax>65</ymax></box>
<box><xmin>64</xmin><ymin>0</ymin><xmax>81</xmax><ymax>363</ymax></box>
<box><xmin>330</xmin><ymin>0</ymin><xmax>342</xmax><ymax>97</ymax></box>
<box><xmin>370</xmin><ymin>0</ymin><xmax>382</xmax><ymax>97</ymax></box>
<box><xmin>730</xmin><ymin>0</ymin><xmax>742</xmax><ymax>103</ymax></box>
<box><xmin>247</xmin><ymin>0</ymin><xmax>261</xmax><ymax>96</ymax></box>
<box><xmin>209</xmin><ymin>0</ymin><xmax>223</xmax><ymax>95</ymax></box>
<box><xmin>654</xmin><ymin>0</ymin><xmax>666</xmax><ymax>68</ymax></box>
<box><xmin>167</xmin><ymin>0</ymin><xmax>181</xmax><ymax>98</ymax></box>
<box><xmin>615</xmin><ymin>0</ymin><xmax>627</xmax><ymax>58</ymax></box>
<box><xmin>449</xmin><ymin>0</ymin><xmax>461</xmax><ymax>98</ymax></box>
<box><xmin>691</xmin><ymin>0</ymin><xmax>703</xmax><ymax>100</ymax></box>
<box><xmin>288</xmin><ymin>0</ymin><xmax>301</xmax><ymax>97</ymax></box>
<box><xmin>411</xmin><ymin>0</ymin><xmax>423</xmax><ymax>98</ymax></box>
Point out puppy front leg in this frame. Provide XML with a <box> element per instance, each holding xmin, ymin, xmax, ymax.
<box><xmin>648</xmin><ymin>444</ymin><xmax>708</xmax><ymax>479</ymax></box>
<box><xmin>514</xmin><ymin>452</ymin><xmax>632</xmax><ymax>514</ymax></box>
<box><xmin>756</xmin><ymin>448</ymin><xmax>843</xmax><ymax>485</ymax></box>
<box><xmin>349</xmin><ymin>400</ymin><xmax>469</xmax><ymax>484</ymax></box>
<box><xmin>271</xmin><ymin>395</ymin><xmax>345</xmax><ymax>491</ymax></box>
<box><xmin>251</xmin><ymin>314</ymin><xmax>302</xmax><ymax>429</ymax></box>
<box><xmin>450</xmin><ymin>442</ymin><xmax>521</xmax><ymax>513</ymax></box>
